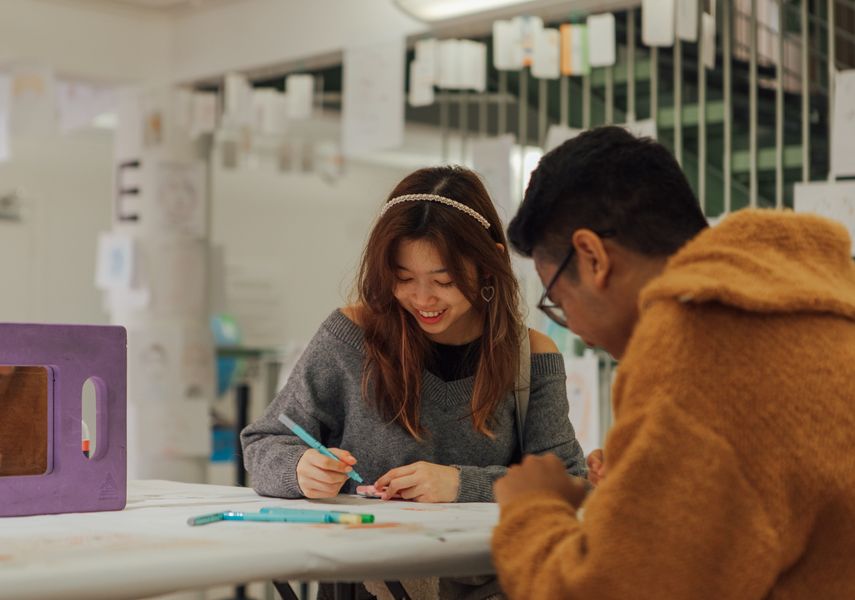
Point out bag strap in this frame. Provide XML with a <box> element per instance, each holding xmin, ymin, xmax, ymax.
<box><xmin>514</xmin><ymin>328</ymin><xmax>531</xmax><ymax>454</ymax></box>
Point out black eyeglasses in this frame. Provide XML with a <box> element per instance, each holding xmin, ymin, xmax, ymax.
<box><xmin>537</xmin><ymin>230</ymin><xmax>616</xmax><ymax>328</ymax></box>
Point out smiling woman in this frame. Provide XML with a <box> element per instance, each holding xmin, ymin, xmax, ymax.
<box><xmin>241</xmin><ymin>165</ymin><xmax>587</xmax><ymax>506</ymax></box>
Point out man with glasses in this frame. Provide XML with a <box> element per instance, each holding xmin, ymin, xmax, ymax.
<box><xmin>491</xmin><ymin>126</ymin><xmax>855</xmax><ymax>598</ymax></box>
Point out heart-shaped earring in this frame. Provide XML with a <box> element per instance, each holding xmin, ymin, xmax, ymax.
<box><xmin>480</xmin><ymin>285</ymin><xmax>496</xmax><ymax>303</ymax></box>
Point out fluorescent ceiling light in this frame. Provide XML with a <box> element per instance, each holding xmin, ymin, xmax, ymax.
<box><xmin>394</xmin><ymin>0</ymin><xmax>531</xmax><ymax>21</ymax></box>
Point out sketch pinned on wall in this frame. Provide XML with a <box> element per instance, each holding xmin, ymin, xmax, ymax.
<box><xmin>9</xmin><ymin>65</ymin><xmax>56</xmax><ymax>137</ymax></box>
<box><xmin>471</xmin><ymin>134</ymin><xmax>514</xmax><ymax>224</ymax></box>
<box><xmin>493</xmin><ymin>19</ymin><xmax>523</xmax><ymax>71</ymax></box>
<box><xmin>794</xmin><ymin>181</ymin><xmax>855</xmax><ymax>256</ymax></box>
<box><xmin>642</xmin><ymin>0</ymin><xmax>676</xmax><ymax>47</ymax></box>
<box><xmin>532</xmin><ymin>28</ymin><xmax>561</xmax><ymax>79</ymax></box>
<box><xmin>342</xmin><ymin>37</ymin><xmax>405</xmax><ymax>158</ymax></box>
<box><xmin>560</xmin><ymin>24</ymin><xmax>590</xmax><ymax>76</ymax></box>
<box><xmin>146</xmin><ymin>161</ymin><xmax>207</xmax><ymax>238</ymax></box>
<box><xmin>676</xmin><ymin>0</ymin><xmax>699</xmax><ymax>42</ymax></box>
<box><xmin>409</xmin><ymin>58</ymin><xmax>435</xmax><ymax>107</ymax></box>
<box><xmin>56</xmin><ymin>80</ymin><xmax>116</xmax><ymax>133</ymax></box>
<box><xmin>95</xmin><ymin>232</ymin><xmax>136</xmax><ymax>290</ymax></box>
<box><xmin>702</xmin><ymin>12</ymin><xmax>717</xmax><ymax>70</ymax></box>
<box><xmin>831</xmin><ymin>70</ymin><xmax>855</xmax><ymax>177</ymax></box>
<box><xmin>587</xmin><ymin>13</ymin><xmax>617</xmax><ymax>68</ymax></box>
<box><xmin>287</xmin><ymin>74</ymin><xmax>314</xmax><ymax>120</ymax></box>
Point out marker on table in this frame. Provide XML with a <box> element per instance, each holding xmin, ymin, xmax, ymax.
<box><xmin>186</xmin><ymin>508</ymin><xmax>374</xmax><ymax>526</ymax></box>
<box><xmin>260</xmin><ymin>506</ymin><xmax>374</xmax><ymax>524</ymax></box>
<box><xmin>277</xmin><ymin>413</ymin><xmax>363</xmax><ymax>483</ymax></box>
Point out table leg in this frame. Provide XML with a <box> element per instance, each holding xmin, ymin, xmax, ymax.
<box><xmin>333</xmin><ymin>582</ymin><xmax>357</xmax><ymax>600</ymax></box>
<box><xmin>272</xmin><ymin>580</ymin><xmax>300</xmax><ymax>600</ymax></box>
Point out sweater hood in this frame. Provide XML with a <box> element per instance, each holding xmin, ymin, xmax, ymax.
<box><xmin>641</xmin><ymin>209</ymin><xmax>855</xmax><ymax>321</ymax></box>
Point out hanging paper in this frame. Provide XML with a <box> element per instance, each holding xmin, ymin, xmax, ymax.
<box><xmin>566</xmin><ymin>351</ymin><xmax>601</xmax><ymax>454</ymax></box>
<box><xmin>493</xmin><ymin>19</ymin><xmax>523</xmax><ymax>71</ymax></box>
<box><xmin>461</xmin><ymin>41</ymin><xmax>487</xmax><ymax>92</ymax></box>
<box><xmin>342</xmin><ymin>37</ymin><xmax>405</xmax><ymax>158</ymax></box>
<box><xmin>414</xmin><ymin>38</ymin><xmax>439</xmax><ymax>83</ymax></box>
<box><xmin>642</xmin><ymin>0</ymin><xmax>676</xmax><ymax>47</ymax></box>
<box><xmin>702</xmin><ymin>12</ymin><xmax>717</xmax><ymax>69</ymax></box>
<box><xmin>437</xmin><ymin>39</ymin><xmax>463</xmax><ymax>89</ymax></box>
<box><xmin>532</xmin><ymin>28</ymin><xmax>561</xmax><ymax>79</ymax></box>
<box><xmin>794</xmin><ymin>181</ymin><xmax>855</xmax><ymax>255</ymax></box>
<box><xmin>831</xmin><ymin>70</ymin><xmax>855</xmax><ymax>177</ymax></box>
<box><xmin>96</xmin><ymin>232</ymin><xmax>136</xmax><ymax>290</ymax></box>
<box><xmin>409</xmin><ymin>59</ymin><xmax>435</xmax><ymax>107</ymax></box>
<box><xmin>287</xmin><ymin>74</ymin><xmax>314</xmax><ymax>120</ymax></box>
<box><xmin>587</xmin><ymin>13</ymin><xmax>617</xmax><ymax>68</ymax></box>
<box><xmin>471</xmin><ymin>134</ymin><xmax>515</xmax><ymax>223</ymax></box>
<box><xmin>676</xmin><ymin>0</ymin><xmax>698</xmax><ymax>42</ymax></box>
<box><xmin>513</xmin><ymin>15</ymin><xmax>544</xmax><ymax>67</ymax></box>
<box><xmin>560</xmin><ymin>24</ymin><xmax>590</xmax><ymax>76</ymax></box>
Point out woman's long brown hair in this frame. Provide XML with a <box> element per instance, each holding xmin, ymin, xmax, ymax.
<box><xmin>356</xmin><ymin>166</ymin><xmax>523</xmax><ymax>439</ymax></box>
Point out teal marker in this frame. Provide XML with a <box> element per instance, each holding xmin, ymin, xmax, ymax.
<box><xmin>260</xmin><ymin>506</ymin><xmax>374</xmax><ymax>524</ymax></box>
<box><xmin>277</xmin><ymin>413</ymin><xmax>364</xmax><ymax>483</ymax></box>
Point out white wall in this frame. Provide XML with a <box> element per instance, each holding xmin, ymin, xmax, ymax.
<box><xmin>0</xmin><ymin>0</ymin><xmax>173</xmax><ymax>83</ymax></box>
<box><xmin>0</xmin><ymin>130</ymin><xmax>113</xmax><ymax>324</ymax></box>
<box><xmin>172</xmin><ymin>0</ymin><xmax>426</xmax><ymax>81</ymax></box>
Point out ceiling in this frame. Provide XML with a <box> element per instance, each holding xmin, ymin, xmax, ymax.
<box><xmin>57</xmin><ymin>0</ymin><xmax>248</xmax><ymax>14</ymax></box>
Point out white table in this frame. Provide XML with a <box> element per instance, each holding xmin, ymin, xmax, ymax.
<box><xmin>0</xmin><ymin>480</ymin><xmax>499</xmax><ymax>600</ymax></box>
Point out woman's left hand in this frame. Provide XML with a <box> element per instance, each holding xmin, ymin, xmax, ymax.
<box><xmin>374</xmin><ymin>461</ymin><xmax>460</xmax><ymax>502</ymax></box>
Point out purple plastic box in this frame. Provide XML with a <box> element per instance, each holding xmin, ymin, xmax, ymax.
<box><xmin>0</xmin><ymin>323</ymin><xmax>127</xmax><ymax>517</ymax></box>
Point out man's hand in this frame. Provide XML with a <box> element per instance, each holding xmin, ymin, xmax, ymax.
<box><xmin>494</xmin><ymin>453</ymin><xmax>588</xmax><ymax>509</ymax></box>
<box><xmin>374</xmin><ymin>461</ymin><xmax>460</xmax><ymax>502</ymax></box>
<box><xmin>586</xmin><ymin>448</ymin><xmax>606</xmax><ymax>486</ymax></box>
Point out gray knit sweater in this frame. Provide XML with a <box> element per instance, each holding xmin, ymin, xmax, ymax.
<box><xmin>241</xmin><ymin>310</ymin><xmax>587</xmax><ymax>502</ymax></box>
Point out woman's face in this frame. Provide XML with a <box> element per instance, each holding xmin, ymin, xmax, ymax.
<box><xmin>392</xmin><ymin>238</ymin><xmax>481</xmax><ymax>345</ymax></box>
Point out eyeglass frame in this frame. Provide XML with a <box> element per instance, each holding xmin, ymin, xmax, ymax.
<box><xmin>536</xmin><ymin>229</ymin><xmax>617</xmax><ymax>328</ymax></box>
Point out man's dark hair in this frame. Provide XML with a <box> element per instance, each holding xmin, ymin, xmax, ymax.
<box><xmin>508</xmin><ymin>126</ymin><xmax>708</xmax><ymax>272</ymax></box>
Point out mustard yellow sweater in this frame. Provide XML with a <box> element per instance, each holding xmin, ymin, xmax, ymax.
<box><xmin>493</xmin><ymin>210</ymin><xmax>855</xmax><ymax>599</ymax></box>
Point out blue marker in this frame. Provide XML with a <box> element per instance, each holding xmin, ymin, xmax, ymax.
<box><xmin>277</xmin><ymin>413</ymin><xmax>364</xmax><ymax>483</ymax></box>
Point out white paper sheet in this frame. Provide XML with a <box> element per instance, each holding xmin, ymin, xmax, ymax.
<box><xmin>831</xmin><ymin>70</ymin><xmax>855</xmax><ymax>177</ymax></box>
<box><xmin>587</xmin><ymin>13</ymin><xmax>617</xmax><ymax>68</ymax></box>
<box><xmin>676</xmin><ymin>0</ymin><xmax>698</xmax><ymax>42</ymax></box>
<box><xmin>223</xmin><ymin>73</ymin><xmax>253</xmax><ymax>128</ymax></box>
<box><xmin>461</xmin><ymin>40</ymin><xmax>487</xmax><ymax>92</ymax></box>
<box><xmin>142</xmin><ymin>161</ymin><xmax>207</xmax><ymax>238</ymax></box>
<box><xmin>287</xmin><ymin>74</ymin><xmax>314</xmax><ymax>120</ymax></box>
<box><xmin>409</xmin><ymin>59</ymin><xmax>435</xmax><ymax>107</ymax></box>
<box><xmin>191</xmin><ymin>92</ymin><xmax>218</xmax><ymax>138</ymax></box>
<box><xmin>415</xmin><ymin>38</ymin><xmax>439</xmax><ymax>83</ymax></box>
<box><xmin>9</xmin><ymin>65</ymin><xmax>56</xmax><ymax>137</ymax></box>
<box><xmin>471</xmin><ymin>134</ymin><xmax>514</xmax><ymax>224</ymax></box>
<box><xmin>560</xmin><ymin>24</ymin><xmax>590</xmax><ymax>76</ymax></box>
<box><xmin>95</xmin><ymin>232</ymin><xmax>136</xmax><ymax>290</ymax></box>
<box><xmin>514</xmin><ymin>15</ymin><xmax>544</xmax><ymax>68</ymax></box>
<box><xmin>342</xmin><ymin>38</ymin><xmax>405</xmax><ymax>158</ymax></box>
<box><xmin>437</xmin><ymin>39</ymin><xmax>463</xmax><ymax>89</ymax></box>
<box><xmin>532</xmin><ymin>28</ymin><xmax>561</xmax><ymax>79</ymax></box>
<box><xmin>565</xmin><ymin>351</ymin><xmax>601</xmax><ymax>454</ymax></box>
<box><xmin>252</xmin><ymin>88</ymin><xmax>287</xmax><ymax>135</ymax></box>
<box><xmin>794</xmin><ymin>181</ymin><xmax>855</xmax><ymax>255</ymax></box>
<box><xmin>643</xmin><ymin>0</ymin><xmax>676</xmax><ymax>47</ymax></box>
<box><xmin>545</xmin><ymin>124</ymin><xmax>583</xmax><ymax>151</ymax></box>
<box><xmin>493</xmin><ymin>19</ymin><xmax>523</xmax><ymax>71</ymax></box>
<box><xmin>702</xmin><ymin>12</ymin><xmax>717</xmax><ymax>69</ymax></box>
<box><xmin>56</xmin><ymin>80</ymin><xmax>117</xmax><ymax>133</ymax></box>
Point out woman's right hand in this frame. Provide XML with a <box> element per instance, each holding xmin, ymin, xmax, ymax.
<box><xmin>295</xmin><ymin>448</ymin><xmax>358</xmax><ymax>498</ymax></box>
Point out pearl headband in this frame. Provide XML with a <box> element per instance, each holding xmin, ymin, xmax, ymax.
<box><xmin>379</xmin><ymin>193</ymin><xmax>491</xmax><ymax>229</ymax></box>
